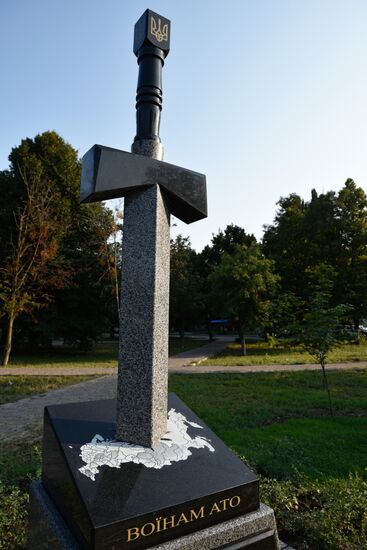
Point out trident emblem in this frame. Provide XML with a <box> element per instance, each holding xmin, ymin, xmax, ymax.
<box><xmin>150</xmin><ymin>16</ymin><xmax>168</xmax><ymax>43</ymax></box>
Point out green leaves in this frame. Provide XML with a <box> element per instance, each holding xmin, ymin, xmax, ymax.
<box><xmin>209</xmin><ymin>242</ymin><xmax>278</xmax><ymax>331</ymax></box>
<box><xmin>0</xmin><ymin>132</ymin><xmax>117</xmax><ymax>361</ymax></box>
<box><xmin>263</xmin><ymin>180</ymin><xmax>367</xmax><ymax>328</ymax></box>
<box><xmin>300</xmin><ymin>264</ymin><xmax>352</xmax><ymax>363</ymax></box>
<box><xmin>169</xmin><ymin>235</ymin><xmax>201</xmax><ymax>335</ymax></box>
<box><xmin>261</xmin><ymin>474</ymin><xmax>367</xmax><ymax>549</ymax></box>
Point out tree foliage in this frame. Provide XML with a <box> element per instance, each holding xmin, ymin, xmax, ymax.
<box><xmin>0</xmin><ymin>132</ymin><xmax>117</xmax><ymax>360</ymax></box>
<box><xmin>209</xmin><ymin>243</ymin><xmax>278</xmax><ymax>354</ymax></box>
<box><xmin>297</xmin><ymin>264</ymin><xmax>351</xmax><ymax>414</ymax></box>
<box><xmin>197</xmin><ymin>225</ymin><xmax>257</xmax><ymax>340</ymax></box>
<box><xmin>263</xmin><ymin>180</ymin><xmax>367</xmax><ymax>326</ymax></box>
<box><xmin>0</xmin><ymin>167</ymin><xmax>70</xmax><ymax>364</ymax></box>
<box><xmin>169</xmin><ymin>235</ymin><xmax>201</xmax><ymax>344</ymax></box>
<box><xmin>335</xmin><ymin>179</ymin><xmax>367</xmax><ymax>327</ymax></box>
<box><xmin>1</xmin><ymin>131</ymin><xmax>366</xmax><ymax>365</ymax></box>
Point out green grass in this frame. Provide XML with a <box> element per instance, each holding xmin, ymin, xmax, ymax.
<box><xmin>261</xmin><ymin>474</ymin><xmax>367</xmax><ymax>549</ymax></box>
<box><xmin>169</xmin><ymin>370</ymin><xmax>367</xmax><ymax>480</ymax></box>
<box><xmin>4</xmin><ymin>337</ymin><xmax>209</xmax><ymax>369</ymax></box>
<box><xmin>231</xmin><ymin>416</ymin><xmax>367</xmax><ymax>479</ymax></box>
<box><xmin>201</xmin><ymin>338</ymin><xmax>367</xmax><ymax>366</ymax></box>
<box><xmin>0</xmin><ymin>375</ymin><xmax>99</xmax><ymax>405</ymax></box>
<box><xmin>0</xmin><ymin>438</ymin><xmax>41</xmax><ymax>489</ymax></box>
<box><xmin>3</xmin><ymin>369</ymin><xmax>365</xmax><ymax>480</ymax></box>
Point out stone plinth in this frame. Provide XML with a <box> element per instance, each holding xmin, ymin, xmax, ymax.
<box><xmin>29</xmin><ymin>482</ymin><xmax>279</xmax><ymax>550</ymax></box>
<box><xmin>35</xmin><ymin>394</ymin><xmax>275</xmax><ymax>549</ymax></box>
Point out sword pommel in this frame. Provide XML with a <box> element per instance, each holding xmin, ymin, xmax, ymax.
<box><xmin>132</xmin><ymin>10</ymin><xmax>171</xmax><ymax>159</ymax></box>
<box><xmin>133</xmin><ymin>9</ymin><xmax>170</xmax><ymax>58</ymax></box>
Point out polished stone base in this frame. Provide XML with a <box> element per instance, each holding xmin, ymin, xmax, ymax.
<box><xmin>29</xmin><ymin>481</ymin><xmax>79</xmax><ymax>550</ymax></box>
<box><xmin>41</xmin><ymin>394</ymin><xmax>260</xmax><ymax>548</ymax></box>
<box><xmin>29</xmin><ymin>481</ymin><xmax>279</xmax><ymax>549</ymax></box>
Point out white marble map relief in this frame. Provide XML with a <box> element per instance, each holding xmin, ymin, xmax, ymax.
<box><xmin>78</xmin><ymin>409</ymin><xmax>215</xmax><ymax>480</ymax></box>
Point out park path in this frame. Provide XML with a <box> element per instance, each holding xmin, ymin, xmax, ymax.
<box><xmin>0</xmin><ymin>341</ymin><xmax>227</xmax><ymax>440</ymax></box>
<box><xmin>169</xmin><ymin>361</ymin><xmax>367</xmax><ymax>374</ymax></box>
<box><xmin>0</xmin><ymin>358</ymin><xmax>366</xmax><ymax>376</ymax></box>
<box><xmin>0</xmin><ymin>376</ymin><xmax>117</xmax><ymax>440</ymax></box>
<box><xmin>0</xmin><ymin>340</ymin><xmax>228</xmax><ymax>376</ymax></box>
<box><xmin>1</xmin><ymin>337</ymin><xmax>366</xmax><ymax>441</ymax></box>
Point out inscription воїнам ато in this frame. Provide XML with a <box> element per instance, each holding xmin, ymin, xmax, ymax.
<box><xmin>126</xmin><ymin>495</ymin><xmax>241</xmax><ymax>542</ymax></box>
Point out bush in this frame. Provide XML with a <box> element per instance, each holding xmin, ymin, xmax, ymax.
<box><xmin>0</xmin><ymin>482</ymin><xmax>28</xmax><ymax>549</ymax></box>
<box><xmin>0</xmin><ymin>440</ymin><xmax>41</xmax><ymax>549</ymax></box>
<box><xmin>261</xmin><ymin>474</ymin><xmax>367</xmax><ymax>549</ymax></box>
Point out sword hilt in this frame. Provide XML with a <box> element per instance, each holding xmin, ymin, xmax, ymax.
<box><xmin>132</xmin><ymin>10</ymin><xmax>171</xmax><ymax>159</ymax></box>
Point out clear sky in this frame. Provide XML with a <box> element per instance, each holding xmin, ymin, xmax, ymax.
<box><xmin>1</xmin><ymin>0</ymin><xmax>367</xmax><ymax>250</ymax></box>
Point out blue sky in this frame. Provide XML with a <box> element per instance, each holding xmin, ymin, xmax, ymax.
<box><xmin>1</xmin><ymin>0</ymin><xmax>367</xmax><ymax>250</ymax></box>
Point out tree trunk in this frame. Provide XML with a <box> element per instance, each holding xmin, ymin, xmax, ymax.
<box><xmin>239</xmin><ymin>324</ymin><xmax>246</xmax><ymax>356</ymax></box>
<box><xmin>113</xmin><ymin>233</ymin><xmax>120</xmax><ymax>319</ymax></box>
<box><xmin>2</xmin><ymin>313</ymin><xmax>15</xmax><ymax>366</ymax></box>
<box><xmin>179</xmin><ymin>318</ymin><xmax>185</xmax><ymax>350</ymax></box>
<box><xmin>321</xmin><ymin>360</ymin><xmax>333</xmax><ymax>416</ymax></box>
<box><xmin>354</xmin><ymin>318</ymin><xmax>360</xmax><ymax>331</ymax></box>
<box><xmin>206</xmin><ymin>318</ymin><xmax>214</xmax><ymax>342</ymax></box>
<box><xmin>0</xmin><ymin>319</ymin><xmax>6</xmax><ymax>346</ymax></box>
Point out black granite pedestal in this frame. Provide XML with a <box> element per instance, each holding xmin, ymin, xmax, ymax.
<box><xmin>29</xmin><ymin>394</ymin><xmax>279</xmax><ymax>549</ymax></box>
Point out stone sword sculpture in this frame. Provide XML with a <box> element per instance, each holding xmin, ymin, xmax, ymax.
<box><xmin>29</xmin><ymin>11</ymin><xmax>280</xmax><ymax>548</ymax></box>
<box><xmin>80</xmin><ymin>9</ymin><xmax>207</xmax><ymax>448</ymax></box>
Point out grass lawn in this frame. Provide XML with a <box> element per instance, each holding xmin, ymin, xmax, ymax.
<box><xmin>1</xmin><ymin>370</ymin><xmax>366</xmax><ymax>548</ymax></box>
<box><xmin>201</xmin><ymin>338</ymin><xmax>367</xmax><ymax>366</ymax></box>
<box><xmin>0</xmin><ymin>375</ymin><xmax>99</xmax><ymax>405</ymax></box>
<box><xmin>170</xmin><ymin>370</ymin><xmax>367</xmax><ymax>548</ymax></box>
<box><xmin>169</xmin><ymin>370</ymin><xmax>367</xmax><ymax>480</ymax></box>
<box><xmin>3</xmin><ymin>337</ymin><xmax>209</xmax><ymax>369</ymax></box>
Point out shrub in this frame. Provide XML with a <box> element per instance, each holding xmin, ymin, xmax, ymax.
<box><xmin>261</xmin><ymin>474</ymin><xmax>367</xmax><ymax>549</ymax></box>
<box><xmin>0</xmin><ymin>482</ymin><xmax>28</xmax><ymax>549</ymax></box>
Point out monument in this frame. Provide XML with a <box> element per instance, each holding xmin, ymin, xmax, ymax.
<box><xmin>29</xmin><ymin>9</ymin><xmax>280</xmax><ymax>549</ymax></box>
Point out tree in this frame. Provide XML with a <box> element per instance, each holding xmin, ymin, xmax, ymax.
<box><xmin>208</xmin><ymin>224</ymin><xmax>256</xmax><ymax>265</ymax></box>
<box><xmin>169</xmin><ymin>235</ymin><xmax>201</xmax><ymax>346</ymax></box>
<box><xmin>263</xmin><ymin>194</ymin><xmax>307</xmax><ymax>295</ymax></box>
<box><xmin>0</xmin><ymin>167</ymin><xmax>69</xmax><ymax>365</ymax></box>
<box><xmin>53</xmin><ymin>203</ymin><xmax>116</xmax><ymax>349</ymax></box>
<box><xmin>109</xmin><ymin>205</ymin><xmax>123</xmax><ymax>319</ymax></box>
<box><xmin>263</xmin><ymin>181</ymin><xmax>367</xmax><ymax>327</ymax></box>
<box><xmin>197</xmin><ymin>225</ymin><xmax>256</xmax><ymax>340</ymax></box>
<box><xmin>268</xmin><ymin>291</ymin><xmax>305</xmax><ymax>339</ymax></box>
<box><xmin>0</xmin><ymin>131</ymin><xmax>117</xmax><ymax>356</ymax></box>
<box><xmin>298</xmin><ymin>264</ymin><xmax>351</xmax><ymax>415</ymax></box>
<box><xmin>209</xmin><ymin>243</ymin><xmax>278</xmax><ymax>355</ymax></box>
<box><xmin>303</xmin><ymin>189</ymin><xmax>339</xmax><ymax>267</ymax></box>
<box><xmin>335</xmin><ymin>179</ymin><xmax>367</xmax><ymax>328</ymax></box>
<box><xmin>263</xmin><ymin>190</ymin><xmax>340</xmax><ymax>296</ymax></box>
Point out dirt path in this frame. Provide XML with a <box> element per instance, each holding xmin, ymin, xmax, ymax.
<box><xmin>0</xmin><ymin>341</ymin><xmax>228</xmax><ymax>440</ymax></box>
<box><xmin>0</xmin><ymin>376</ymin><xmax>117</xmax><ymax>440</ymax></box>
<box><xmin>169</xmin><ymin>361</ymin><xmax>367</xmax><ymax>374</ymax></box>
<box><xmin>1</xmin><ymin>339</ymin><xmax>366</xmax><ymax>441</ymax></box>
<box><xmin>3</xmin><ymin>359</ymin><xmax>363</xmax><ymax>376</ymax></box>
<box><xmin>0</xmin><ymin>340</ymin><xmax>228</xmax><ymax>376</ymax></box>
